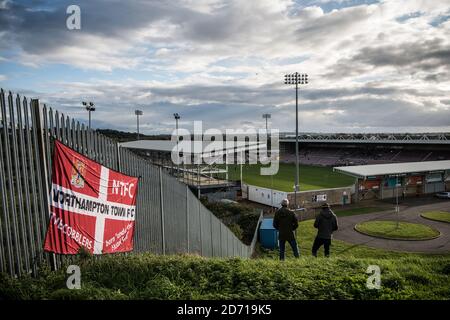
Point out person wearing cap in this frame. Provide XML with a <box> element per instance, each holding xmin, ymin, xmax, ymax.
<box><xmin>273</xmin><ymin>198</ymin><xmax>299</xmax><ymax>260</ymax></box>
<box><xmin>312</xmin><ymin>202</ymin><xmax>338</xmax><ymax>257</ymax></box>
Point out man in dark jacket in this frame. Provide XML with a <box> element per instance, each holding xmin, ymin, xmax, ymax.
<box><xmin>273</xmin><ymin>199</ymin><xmax>299</xmax><ymax>260</ymax></box>
<box><xmin>312</xmin><ymin>203</ymin><xmax>338</xmax><ymax>257</ymax></box>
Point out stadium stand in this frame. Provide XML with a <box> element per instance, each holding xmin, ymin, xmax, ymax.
<box><xmin>280</xmin><ymin>143</ymin><xmax>450</xmax><ymax>167</ymax></box>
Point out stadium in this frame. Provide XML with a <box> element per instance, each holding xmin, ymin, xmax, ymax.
<box><xmin>118</xmin><ymin>131</ymin><xmax>450</xmax><ymax>208</ymax></box>
<box><xmin>279</xmin><ymin>132</ymin><xmax>450</xmax><ymax>202</ymax></box>
<box><xmin>1</xmin><ymin>90</ymin><xmax>450</xmax><ymax>302</ymax></box>
<box><xmin>1</xmin><ymin>0</ymin><xmax>450</xmax><ymax>306</ymax></box>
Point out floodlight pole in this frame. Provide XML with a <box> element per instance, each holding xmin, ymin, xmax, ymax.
<box><xmin>271</xmin><ymin>171</ymin><xmax>274</xmax><ymax>211</ymax></box>
<box><xmin>83</xmin><ymin>101</ymin><xmax>95</xmax><ymax>130</ymax></box>
<box><xmin>396</xmin><ymin>174</ymin><xmax>400</xmax><ymax>229</ymax></box>
<box><xmin>284</xmin><ymin>73</ymin><xmax>308</xmax><ymax>210</ymax></box>
<box><xmin>174</xmin><ymin>113</ymin><xmax>180</xmax><ymax>180</ymax></box>
<box><xmin>240</xmin><ymin>150</ymin><xmax>243</xmax><ymax>184</ymax></box>
<box><xmin>295</xmin><ymin>81</ymin><xmax>299</xmax><ymax>210</ymax></box>
<box><xmin>262</xmin><ymin>113</ymin><xmax>271</xmax><ymax>132</ymax></box>
<box><xmin>263</xmin><ymin>113</ymin><xmax>274</xmax><ymax>211</ymax></box>
<box><xmin>135</xmin><ymin>110</ymin><xmax>143</xmax><ymax>140</ymax></box>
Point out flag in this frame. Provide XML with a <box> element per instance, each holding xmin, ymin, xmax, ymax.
<box><xmin>44</xmin><ymin>140</ymin><xmax>139</xmax><ymax>255</ymax></box>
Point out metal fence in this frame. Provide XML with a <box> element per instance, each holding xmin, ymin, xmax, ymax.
<box><xmin>0</xmin><ymin>89</ymin><xmax>258</xmax><ymax>277</ymax></box>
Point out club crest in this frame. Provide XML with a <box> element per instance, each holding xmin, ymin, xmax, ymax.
<box><xmin>71</xmin><ymin>158</ymin><xmax>86</xmax><ymax>188</ymax></box>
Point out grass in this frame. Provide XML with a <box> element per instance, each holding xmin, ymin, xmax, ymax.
<box><xmin>334</xmin><ymin>207</ymin><xmax>388</xmax><ymax>217</ymax></box>
<box><xmin>1</xmin><ymin>252</ymin><xmax>450</xmax><ymax>300</ymax></box>
<box><xmin>1</xmin><ymin>219</ymin><xmax>449</xmax><ymax>300</ymax></box>
<box><xmin>226</xmin><ymin>163</ymin><xmax>354</xmax><ymax>192</ymax></box>
<box><xmin>355</xmin><ymin>221</ymin><xmax>440</xmax><ymax>240</ymax></box>
<box><xmin>421</xmin><ymin>211</ymin><xmax>450</xmax><ymax>224</ymax></box>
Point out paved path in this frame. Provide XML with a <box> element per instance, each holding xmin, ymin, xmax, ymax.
<box><xmin>333</xmin><ymin>202</ymin><xmax>450</xmax><ymax>253</ymax></box>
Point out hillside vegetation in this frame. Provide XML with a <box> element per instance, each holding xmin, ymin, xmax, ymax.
<box><xmin>1</xmin><ymin>220</ymin><xmax>449</xmax><ymax>300</ymax></box>
<box><xmin>200</xmin><ymin>200</ymin><xmax>260</xmax><ymax>244</ymax></box>
<box><xmin>1</xmin><ymin>253</ymin><xmax>449</xmax><ymax>300</ymax></box>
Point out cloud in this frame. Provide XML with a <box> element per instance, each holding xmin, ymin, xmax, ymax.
<box><xmin>1</xmin><ymin>0</ymin><xmax>450</xmax><ymax>133</ymax></box>
<box><xmin>324</xmin><ymin>36</ymin><xmax>450</xmax><ymax>81</ymax></box>
<box><xmin>16</xmin><ymin>77</ymin><xmax>447</xmax><ymax>135</ymax></box>
<box><xmin>294</xmin><ymin>4</ymin><xmax>375</xmax><ymax>47</ymax></box>
<box><xmin>0</xmin><ymin>0</ymin><xmax>194</xmax><ymax>70</ymax></box>
<box><xmin>352</xmin><ymin>38</ymin><xmax>450</xmax><ymax>71</ymax></box>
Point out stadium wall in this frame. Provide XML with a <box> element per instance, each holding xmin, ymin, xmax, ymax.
<box><xmin>287</xmin><ymin>186</ymin><xmax>352</xmax><ymax>209</ymax></box>
<box><xmin>243</xmin><ymin>183</ymin><xmax>352</xmax><ymax>209</ymax></box>
<box><xmin>243</xmin><ymin>183</ymin><xmax>288</xmax><ymax>207</ymax></box>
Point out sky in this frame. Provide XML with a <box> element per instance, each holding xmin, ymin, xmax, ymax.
<box><xmin>0</xmin><ymin>0</ymin><xmax>449</xmax><ymax>134</ymax></box>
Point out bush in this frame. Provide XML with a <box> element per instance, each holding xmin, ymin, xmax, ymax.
<box><xmin>442</xmin><ymin>263</ymin><xmax>450</xmax><ymax>275</ymax></box>
<box><xmin>201</xmin><ymin>200</ymin><xmax>260</xmax><ymax>244</ymax></box>
<box><xmin>1</xmin><ymin>254</ymin><xmax>449</xmax><ymax>300</ymax></box>
<box><xmin>48</xmin><ymin>285</ymin><xmax>128</xmax><ymax>300</ymax></box>
<box><xmin>228</xmin><ymin>223</ymin><xmax>243</xmax><ymax>240</ymax></box>
<box><xmin>238</xmin><ymin>212</ymin><xmax>260</xmax><ymax>243</ymax></box>
<box><xmin>382</xmin><ymin>275</ymin><xmax>404</xmax><ymax>291</ymax></box>
<box><xmin>135</xmin><ymin>275</ymin><xmax>184</xmax><ymax>299</ymax></box>
<box><xmin>404</xmin><ymin>273</ymin><xmax>431</xmax><ymax>285</ymax></box>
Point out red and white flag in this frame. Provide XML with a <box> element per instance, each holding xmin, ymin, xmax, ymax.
<box><xmin>44</xmin><ymin>140</ymin><xmax>139</xmax><ymax>255</ymax></box>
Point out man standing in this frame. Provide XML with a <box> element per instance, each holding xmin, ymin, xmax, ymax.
<box><xmin>273</xmin><ymin>199</ymin><xmax>299</xmax><ymax>260</ymax></box>
<box><xmin>312</xmin><ymin>203</ymin><xmax>338</xmax><ymax>257</ymax></box>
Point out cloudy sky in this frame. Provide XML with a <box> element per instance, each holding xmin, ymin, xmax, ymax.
<box><xmin>0</xmin><ymin>0</ymin><xmax>449</xmax><ymax>134</ymax></box>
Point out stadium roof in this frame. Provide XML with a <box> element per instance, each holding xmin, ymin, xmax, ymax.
<box><xmin>119</xmin><ymin>140</ymin><xmax>268</xmax><ymax>158</ymax></box>
<box><xmin>280</xmin><ymin>132</ymin><xmax>450</xmax><ymax>144</ymax></box>
<box><xmin>334</xmin><ymin>160</ymin><xmax>450</xmax><ymax>178</ymax></box>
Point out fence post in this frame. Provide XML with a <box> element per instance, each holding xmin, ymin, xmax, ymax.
<box><xmin>0</xmin><ymin>89</ymin><xmax>15</xmax><ymax>275</ymax></box>
<box><xmin>159</xmin><ymin>167</ymin><xmax>166</xmax><ymax>255</ymax></box>
<box><xmin>198</xmin><ymin>202</ymin><xmax>203</xmax><ymax>256</ymax></box>
<box><xmin>31</xmin><ymin>99</ymin><xmax>56</xmax><ymax>271</ymax></box>
<box><xmin>186</xmin><ymin>185</ymin><xmax>189</xmax><ymax>253</ymax></box>
<box><xmin>210</xmin><ymin>211</ymin><xmax>213</xmax><ymax>257</ymax></box>
<box><xmin>116</xmin><ymin>142</ymin><xmax>121</xmax><ymax>172</ymax></box>
<box><xmin>219</xmin><ymin>218</ymin><xmax>222</xmax><ymax>257</ymax></box>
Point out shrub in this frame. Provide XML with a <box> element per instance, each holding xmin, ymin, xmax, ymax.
<box><xmin>201</xmin><ymin>200</ymin><xmax>259</xmax><ymax>243</ymax></box>
<box><xmin>441</xmin><ymin>263</ymin><xmax>450</xmax><ymax>275</ymax></box>
<box><xmin>228</xmin><ymin>223</ymin><xmax>243</xmax><ymax>240</ymax></box>
<box><xmin>382</xmin><ymin>275</ymin><xmax>404</xmax><ymax>291</ymax></box>
<box><xmin>404</xmin><ymin>273</ymin><xmax>431</xmax><ymax>285</ymax></box>
<box><xmin>48</xmin><ymin>285</ymin><xmax>128</xmax><ymax>300</ymax></box>
<box><xmin>1</xmin><ymin>254</ymin><xmax>449</xmax><ymax>300</ymax></box>
<box><xmin>135</xmin><ymin>275</ymin><xmax>184</xmax><ymax>299</ymax></box>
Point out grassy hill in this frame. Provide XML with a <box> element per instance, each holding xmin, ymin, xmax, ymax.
<box><xmin>1</xmin><ymin>219</ymin><xmax>449</xmax><ymax>300</ymax></box>
<box><xmin>1</xmin><ymin>253</ymin><xmax>449</xmax><ymax>300</ymax></box>
<box><xmin>226</xmin><ymin>164</ymin><xmax>355</xmax><ymax>192</ymax></box>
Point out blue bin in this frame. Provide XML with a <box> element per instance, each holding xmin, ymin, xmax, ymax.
<box><xmin>259</xmin><ymin>218</ymin><xmax>278</xmax><ymax>249</ymax></box>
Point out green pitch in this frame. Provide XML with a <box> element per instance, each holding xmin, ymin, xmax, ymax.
<box><xmin>226</xmin><ymin>163</ymin><xmax>354</xmax><ymax>192</ymax></box>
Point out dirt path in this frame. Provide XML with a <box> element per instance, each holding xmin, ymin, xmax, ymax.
<box><xmin>333</xmin><ymin>201</ymin><xmax>450</xmax><ymax>253</ymax></box>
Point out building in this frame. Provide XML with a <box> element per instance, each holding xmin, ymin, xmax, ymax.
<box><xmin>334</xmin><ymin>160</ymin><xmax>450</xmax><ymax>201</ymax></box>
<box><xmin>280</xmin><ymin>132</ymin><xmax>450</xmax><ymax>166</ymax></box>
<box><xmin>120</xmin><ymin>139</ymin><xmax>267</xmax><ymax>201</ymax></box>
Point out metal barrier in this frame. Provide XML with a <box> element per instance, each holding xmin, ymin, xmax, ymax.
<box><xmin>0</xmin><ymin>89</ymin><xmax>256</xmax><ymax>277</ymax></box>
